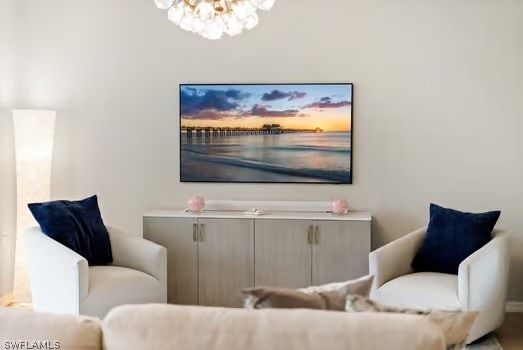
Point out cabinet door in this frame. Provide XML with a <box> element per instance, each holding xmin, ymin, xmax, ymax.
<box><xmin>143</xmin><ymin>217</ymin><xmax>198</xmax><ymax>305</ymax></box>
<box><xmin>312</xmin><ymin>221</ymin><xmax>371</xmax><ymax>285</ymax></box>
<box><xmin>255</xmin><ymin>220</ymin><xmax>312</xmax><ymax>289</ymax></box>
<box><xmin>198</xmin><ymin>218</ymin><xmax>254</xmax><ymax>307</ymax></box>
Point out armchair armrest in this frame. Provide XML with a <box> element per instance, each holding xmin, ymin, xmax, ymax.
<box><xmin>25</xmin><ymin>227</ymin><xmax>89</xmax><ymax>314</ymax></box>
<box><xmin>107</xmin><ymin>227</ymin><xmax>167</xmax><ymax>286</ymax></box>
<box><xmin>458</xmin><ymin>230</ymin><xmax>510</xmax><ymax>337</ymax></box>
<box><xmin>369</xmin><ymin>227</ymin><xmax>426</xmax><ymax>292</ymax></box>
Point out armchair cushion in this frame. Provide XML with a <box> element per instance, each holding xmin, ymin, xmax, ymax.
<box><xmin>81</xmin><ymin>266</ymin><xmax>164</xmax><ymax>319</ymax></box>
<box><xmin>411</xmin><ymin>204</ymin><xmax>500</xmax><ymax>274</ymax></box>
<box><xmin>28</xmin><ymin>195</ymin><xmax>113</xmax><ymax>265</ymax></box>
<box><xmin>373</xmin><ymin>272</ymin><xmax>460</xmax><ymax>310</ymax></box>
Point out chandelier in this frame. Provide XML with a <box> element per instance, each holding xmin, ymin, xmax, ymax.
<box><xmin>154</xmin><ymin>0</ymin><xmax>275</xmax><ymax>40</ymax></box>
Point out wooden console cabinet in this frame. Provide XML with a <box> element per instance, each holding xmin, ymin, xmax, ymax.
<box><xmin>144</xmin><ymin>207</ymin><xmax>371</xmax><ymax>307</ymax></box>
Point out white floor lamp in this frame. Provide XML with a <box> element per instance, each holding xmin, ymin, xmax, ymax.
<box><xmin>12</xmin><ymin>110</ymin><xmax>56</xmax><ymax>305</ymax></box>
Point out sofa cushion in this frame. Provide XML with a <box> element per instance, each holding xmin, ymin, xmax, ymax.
<box><xmin>80</xmin><ymin>266</ymin><xmax>163</xmax><ymax>319</ymax></box>
<box><xmin>0</xmin><ymin>307</ymin><xmax>101</xmax><ymax>350</ymax></box>
<box><xmin>373</xmin><ymin>272</ymin><xmax>460</xmax><ymax>310</ymax></box>
<box><xmin>28</xmin><ymin>195</ymin><xmax>112</xmax><ymax>265</ymax></box>
<box><xmin>103</xmin><ymin>304</ymin><xmax>446</xmax><ymax>350</ymax></box>
<box><xmin>242</xmin><ymin>275</ymin><xmax>373</xmax><ymax>310</ymax></box>
<box><xmin>345</xmin><ymin>295</ymin><xmax>477</xmax><ymax>350</ymax></box>
<box><xmin>411</xmin><ymin>203</ymin><xmax>500</xmax><ymax>274</ymax></box>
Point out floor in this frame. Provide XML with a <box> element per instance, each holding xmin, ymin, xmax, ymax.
<box><xmin>496</xmin><ymin>313</ymin><xmax>523</xmax><ymax>349</ymax></box>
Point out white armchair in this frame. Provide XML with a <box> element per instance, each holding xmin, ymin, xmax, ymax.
<box><xmin>369</xmin><ymin>227</ymin><xmax>510</xmax><ymax>343</ymax></box>
<box><xmin>26</xmin><ymin>226</ymin><xmax>167</xmax><ymax>319</ymax></box>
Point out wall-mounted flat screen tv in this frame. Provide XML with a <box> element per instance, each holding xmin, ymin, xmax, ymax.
<box><xmin>180</xmin><ymin>83</ymin><xmax>353</xmax><ymax>184</ymax></box>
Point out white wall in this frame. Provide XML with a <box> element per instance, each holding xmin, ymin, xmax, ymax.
<box><xmin>0</xmin><ymin>114</ymin><xmax>15</xmax><ymax>301</ymax></box>
<box><xmin>0</xmin><ymin>0</ymin><xmax>17</xmax><ymax>300</ymax></box>
<box><xmin>10</xmin><ymin>0</ymin><xmax>523</xmax><ymax>299</ymax></box>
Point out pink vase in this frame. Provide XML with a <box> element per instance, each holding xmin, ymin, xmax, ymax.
<box><xmin>188</xmin><ymin>196</ymin><xmax>205</xmax><ymax>213</ymax></box>
<box><xmin>331</xmin><ymin>199</ymin><xmax>349</xmax><ymax>215</ymax></box>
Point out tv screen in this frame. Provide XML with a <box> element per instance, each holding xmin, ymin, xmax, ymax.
<box><xmin>180</xmin><ymin>83</ymin><xmax>353</xmax><ymax>184</ymax></box>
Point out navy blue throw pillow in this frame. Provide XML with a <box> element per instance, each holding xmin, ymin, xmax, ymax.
<box><xmin>28</xmin><ymin>195</ymin><xmax>113</xmax><ymax>265</ymax></box>
<box><xmin>411</xmin><ymin>203</ymin><xmax>500</xmax><ymax>275</ymax></box>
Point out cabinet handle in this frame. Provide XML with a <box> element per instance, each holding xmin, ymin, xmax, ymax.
<box><xmin>314</xmin><ymin>225</ymin><xmax>320</xmax><ymax>244</ymax></box>
<box><xmin>193</xmin><ymin>223</ymin><xmax>198</xmax><ymax>242</ymax></box>
<box><xmin>307</xmin><ymin>225</ymin><xmax>313</xmax><ymax>244</ymax></box>
<box><xmin>199</xmin><ymin>223</ymin><xmax>205</xmax><ymax>242</ymax></box>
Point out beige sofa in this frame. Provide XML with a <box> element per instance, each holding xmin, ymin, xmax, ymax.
<box><xmin>0</xmin><ymin>304</ymin><xmax>446</xmax><ymax>350</ymax></box>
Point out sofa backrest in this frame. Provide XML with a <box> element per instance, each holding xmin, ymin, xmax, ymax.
<box><xmin>102</xmin><ymin>304</ymin><xmax>446</xmax><ymax>350</ymax></box>
<box><xmin>0</xmin><ymin>307</ymin><xmax>102</xmax><ymax>350</ymax></box>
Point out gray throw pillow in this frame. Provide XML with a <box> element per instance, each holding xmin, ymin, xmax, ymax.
<box><xmin>242</xmin><ymin>275</ymin><xmax>374</xmax><ymax>310</ymax></box>
<box><xmin>345</xmin><ymin>294</ymin><xmax>478</xmax><ymax>350</ymax></box>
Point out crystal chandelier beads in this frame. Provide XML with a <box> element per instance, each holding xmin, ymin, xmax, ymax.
<box><xmin>154</xmin><ymin>0</ymin><xmax>275</xmax><ymax>40</ymax></box>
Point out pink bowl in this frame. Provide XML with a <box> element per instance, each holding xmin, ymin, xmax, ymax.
<box><xmin>331</xmin><ymin>199</ymin><xmax>349</xmax><ymax>215</ymax></box>
<box><xmin>188</xmin><ymin>196</ymin><xmax>205</xmax><ymax>213</ymax></box>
